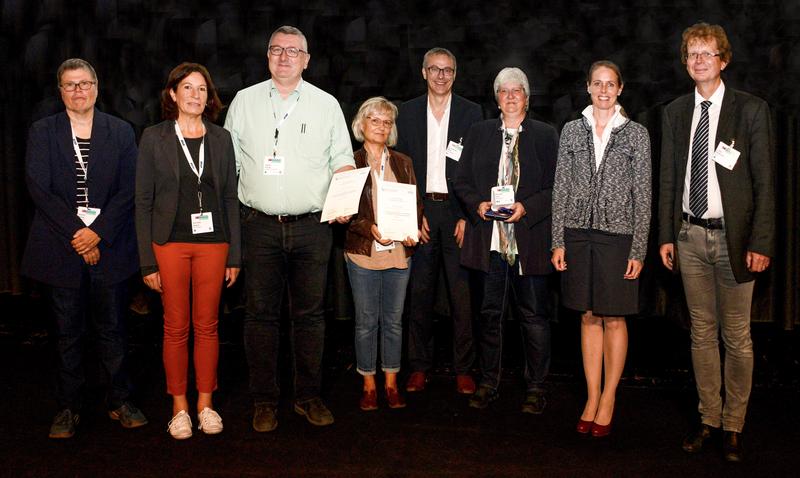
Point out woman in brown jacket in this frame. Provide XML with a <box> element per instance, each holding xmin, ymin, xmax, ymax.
<box><xmin>345</xmin><ymin>97</ymin><xmax>423</xmax><ymax>411</ymax></box>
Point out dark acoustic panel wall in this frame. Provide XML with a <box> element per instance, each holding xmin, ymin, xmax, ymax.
<box><xmin>1</xmin><ymin>1</ymin><xmax>798</xmax><ymax>327</ymax></box>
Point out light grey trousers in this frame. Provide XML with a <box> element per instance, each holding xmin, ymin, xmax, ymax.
<box><xmin>678</xmin><ymin>221</ymin><xmax>754</xmax><ymax>433</ymax></box>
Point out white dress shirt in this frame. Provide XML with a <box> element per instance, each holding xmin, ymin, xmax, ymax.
<box><xmin>425</xmin><ymin>95</ymin><xmax>451</xmax><ymax>193</ymax></box>
<box><xmin>581</xmin><ymin>104</ymin><xmax>625</xmax><ymax>171</ymax></box>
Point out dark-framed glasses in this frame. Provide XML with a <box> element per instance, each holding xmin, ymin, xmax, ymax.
<box><xmin>60</xmin><ymin>80</ymin><xmax>96</xmax><ymax>92</ymax></box>
<box><xmin>268</xmin><ymin>45</ymin><xmax>307</xmax><ymax>58</ymax></box>
<box><xmin>367</xmin><ymin>116</ymin><xmax>394</xmax><ymax>128</ymax></box>
<box><xmin>426</xmin><ymin>66</ymin><xmax>455</xmax><ymax>77</ymax></box>
<box><xmin>686</xmin><ymin>51</ymin><xmax>720</xmax><ymax>61</ymax></box>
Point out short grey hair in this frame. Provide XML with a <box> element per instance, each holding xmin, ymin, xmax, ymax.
<box><xmin>56</xmin><ymin>58</ymin><xmax>97</xmax><ymax>87</ymax></box>
<box><xmin>269</xmin><ymin>25</ymin><xmax>308</xmax><ymax>52</ymax></box>
<box><xmin>422</xmin><ymin>47</ymin><xmax>457</xmax><ymax>71</ymax></box>
<box><xmin>351</xmin><ymin>97</ymin><xmax>399</xmax><ymax>147</ymax></box>
<box><xmin>493</xmin><ymin>67</ymin><xmax>530</xmax><ymax>109</ymax></box>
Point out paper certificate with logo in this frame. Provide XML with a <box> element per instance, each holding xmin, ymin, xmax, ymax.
<box><xmin>376</xmin><ymin>181</ymin><xmax>418</xmax><ymax>242</ymax></box>
<box><xmin>320</xmin><ymin>167</ymin><xmax>371</xmax><ymax>222</ymax></box>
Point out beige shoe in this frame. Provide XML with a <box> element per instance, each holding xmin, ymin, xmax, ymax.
<box><xmin>167</xmin><ymin>410</ymin><xmax>192</xmax><ymax>439</ymax></box>
<box><xmin>198</xmin><ymin>407</ymin><xmax>223</xmax><ymax>435</ymax></box>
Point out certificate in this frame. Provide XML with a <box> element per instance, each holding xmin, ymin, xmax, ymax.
<box><xmin>320</xmin><ymin>167</ymin><xmax>371</xmax><ymax>222</ymax></box>
<box><xmin>376</xmin><ymin>181</ymin><xmax>418</xmax><ymax>242</ymax></box>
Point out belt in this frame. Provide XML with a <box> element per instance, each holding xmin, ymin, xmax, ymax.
<box><xmin>424</xmin><ymin>192</ymin><xmax>449</xmax><ymax>201</ymax></box>
<box><xmin>246</xmin><ymin>205</ymin><xmax>315</xmax><ymax>223</ymax></box>
<box><xmin>682</xmin><ymin>213</ymin><xmax>724</xmax><ymax>230</ymax></box>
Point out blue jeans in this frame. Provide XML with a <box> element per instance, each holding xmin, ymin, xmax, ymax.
<box><xmin>241</xmin><ymin>209</ymin><xmax>332</xmax><ymax>404</ymax></box>
<box><xmin>49</xmin><ymin>266</ymin><xmax>132</xmax><ymax>411</ymax></box>
<box><xmin>476</xmin><ymin>252</ymin><xmax>551</xmax><ymax>392</ymax></box>
<box><xmin>346</xmin><ymin>258</ymin><xmax>411</xmax><ymax>375</ymax></box>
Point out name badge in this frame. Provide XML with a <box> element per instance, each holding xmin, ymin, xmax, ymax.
<box><xmin>77</xmin><ymin>207</ymin><xmax>101</xmax><ymax>226</ymax></box>
<box><xmin>374</xmin><ymin>240</ymin><xmax>396</xmax><ymax>252</ymax></box>
<box><xmin>491</xmin><ymin>185</ymin><xmax>515</xmax><ymax>209</ymax></box>
<box><xmin>445</xmin><ymin>141</ymin><xmax>463</xmax><ymax>161</ymax></box>
<box><xmin>713</xmin><ymin>141</ymin><xmax>740</xmax><ymax>170</ymax></box>
<box><xmin>191</xmin><ymin>212</ymin><xmax>214</xmax><ymax>234</ymax></box>
<box><xmin>263</xmin><ymin>155</ymin><xmax>285</xmax><ymax>175</ymax></box>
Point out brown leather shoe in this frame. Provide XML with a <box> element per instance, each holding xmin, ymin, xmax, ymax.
<box><xmin>385</xmin><ymin>388</ymin><xmax>407</xmax><ymax>409</ymax></box>
<box><xmin>405</xmin><ymin>371</ymin><xmax>426</xmax><ymax>392</ymax></box>
<box><xmin>456</xmin><ymin>374</ymin><xmax>476</xmax><ymax>394</ymax></box>
<box><xmin>359</xmin><ymin>390</ymin><xmax>378</xmax><ymax>411</ymax></box>
<box><xmin>723</xmin><ymin>431</ymin><xmax>744</xmax><ymax>462</ymax></box>
<box><xmin>682</xmin><ymin>424</ymin><xmax>719</xmax><ymax>453</ymax></box>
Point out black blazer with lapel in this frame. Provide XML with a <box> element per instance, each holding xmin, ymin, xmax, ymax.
<box><xmin>22</xmin><ymin>109</ymin><xmax>139</xmax><ymax>288</ymax></box>
<box><xmin>135</xmin><ymin>120</ymin><xmax>241</xmax><ymax>274</ymax></box>
<box><xmin>658</xmin><ymin>86</ymin><xmax>775</xmax><ymax>283</ymax></box>
<box><xmin>395</xmin><ymin>93</ymin><xmax>483</xmax><ymax>219</ymax></box>
<box><xmin>453</xmin><ymin>117</ymin><xmax>559</xmax><ymax>275</ymax></box>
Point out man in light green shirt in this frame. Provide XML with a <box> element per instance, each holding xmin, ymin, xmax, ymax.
<box><xmin>224</xmin><ymin>25</ymin><xmax>355</xmax><ymax>432</ymax></box>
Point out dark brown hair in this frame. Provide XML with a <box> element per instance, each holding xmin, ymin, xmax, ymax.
<box><xmin>160</xmin><ymin>62</ymin><xmax>222</xmax><ymax>121</ymax></box>
<box><xmin>680</xmin><ymin>22</ymin><xmax>732</xmax><ymax>64</ymax></box>
<box><xmin>587</xmin><ymin>60</ymin><xmax>624</xmax><ymax>87</ymax></box>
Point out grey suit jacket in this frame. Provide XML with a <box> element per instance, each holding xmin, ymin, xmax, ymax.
<box><xmin>658</xmin><ymin>86</ymin><xmax>775</xmax><ymax>283</ymax></box>
<box><xmin>135</xmin><ymin>120</ymin><xmax>241</xmax><ymax>275</ymax></box>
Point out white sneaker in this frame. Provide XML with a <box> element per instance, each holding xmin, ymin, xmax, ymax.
<box><xmin>167</xmin><ymin>410</ymin><xmax>192</xmax><ymax>439</ymax></box>
<box><xmin>197</xmin><ymin>407</ymin><xmax>223</xmax><ymax>434</ymax></box>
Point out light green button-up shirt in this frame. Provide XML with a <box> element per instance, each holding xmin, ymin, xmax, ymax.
<box><xmin>224</xmin><ymin>79</ymin><xmax>355</xmax><ymax>215</ymax></box>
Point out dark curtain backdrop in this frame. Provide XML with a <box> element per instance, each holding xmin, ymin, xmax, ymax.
<box><xmin>1</xmin><ymin>1</ymin><xmax>798</xmax><ymax>327</ymax></box>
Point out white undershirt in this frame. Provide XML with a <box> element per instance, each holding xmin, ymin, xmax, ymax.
<box><xmin>581</xmin><ymin>104</ymin><xmax>625</xmax><ymax>171</ymax></box>
<box><xmin>682</xmin><ymin>81</ymin><xmax>725</xmax><ymax>219</ymax></box>
<box><xmin>425</xmin><ymin>95</ymin><xmax>451</xmax><ymax>193</ymax></box>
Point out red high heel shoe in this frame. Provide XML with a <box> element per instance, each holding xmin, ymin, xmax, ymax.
<box><xmin>591</xmin><ymin>420</ymin><xmax>612</xmax><ymax>438</ymax></box>
<box><xmin>577</xmin><ymin>419</ymin><xmax>593</xmax><ymax>435</ymax></box>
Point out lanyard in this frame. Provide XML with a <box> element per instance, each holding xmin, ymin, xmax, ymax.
<box><xmin>174</xmin><ymin>121</ymin><xmax>206</xmax><ymax>210</ymax></box>
<box><xmin>70</xmin><ymin>128</ymin><xmax>87</xmax><ymax>176</ymax></box>
<box><xmin>371</xmin><ymin>148</ymin><xmax>388</xmax><ymax>183</ymax></box>
<box><xmin>501</xmin><ymin>128</ymin><xmax>517</xmax><ymax>185</ymax></box>
<box><xmin>268</xmin><ymin>81</ymin><xmax>302</xmax><ymax>156</ymax></box>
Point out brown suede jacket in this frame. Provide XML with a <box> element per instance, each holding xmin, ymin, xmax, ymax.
<box><xmin>344</xmin><ymin>147</ymin><xmax>423</xmax><ymax>257</ymax></box>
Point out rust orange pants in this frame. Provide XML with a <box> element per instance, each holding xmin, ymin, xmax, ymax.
<box><xmin>153</xmin><ymin>242</ymin><xmax>228</xmax><ymax>395</ymax></box>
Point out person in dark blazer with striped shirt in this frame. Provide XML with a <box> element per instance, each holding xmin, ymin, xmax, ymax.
<box><xmin>135</xmin><ymin>62</ymin><xmax>240</xmax><ymax>439</ymax></box>
<box><xmin>658</xmin><ymin>23</ymin><xmax>775</xmax><ymax>462</ymax></box>
<box><xmin>22</xmin><ymin>58</ymin><xmax>147</xmax><ymax>439</ymax></box>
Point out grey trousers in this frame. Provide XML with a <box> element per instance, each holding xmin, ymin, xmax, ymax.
<box><xmin>678</xmin><ymin>221</ymin><xmax>754</xmax><ymax>433</ymax></box>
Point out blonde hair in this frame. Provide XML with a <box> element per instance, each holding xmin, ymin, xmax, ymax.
<box><xmin>351</xmin><ymin>97</ymin><xmax>399</xmax><ymax>147</ymax></box>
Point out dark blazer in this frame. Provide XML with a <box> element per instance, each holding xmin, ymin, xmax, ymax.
<box><xmin>135</xmin><ymin>120</ymin><xmax>241</xmax><ymax>274</ymax></box>
<box><xmin>21</xmin><ymin>110</ymin><xmax>139</xmax><ymax>288</ymax></box>
<box><xmin>344</xmin><ymin>148</ymin><xmax>423</xmax><ymax>257</ymax></box>
<box><xmin>395</xmin><ymin>93</ymin><xmax>483</xmax><ymax>219</ymax></box>
<box><xmin>453</xmin><ymin>117</ymin><xmax>559</xmax><ymax>275</ymax></box>
<box><xmin>658</xmin><ymin>86</ymin><xmax>775</xmax><ymax>283</ymax></box>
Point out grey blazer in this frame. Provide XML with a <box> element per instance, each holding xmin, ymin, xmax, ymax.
<box><xmin>135</xmin><ymin>119</ymin><xmax>241</xmax><ymax>274</ymax></box>
<box><xmin>658</xmin><ymin>86</ymin><xmax>775</xmax><ymax>283</ymax></box>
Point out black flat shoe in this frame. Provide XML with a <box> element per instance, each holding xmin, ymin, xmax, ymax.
<box><xmin>723</xmin><ymin>431</ymin><xmax>744</xmax><ymax>462</ymax></box>
<box><xmin>682</xmin><ymin>424</ymin><xmax>719</xmax><ymax>453</ymax></box>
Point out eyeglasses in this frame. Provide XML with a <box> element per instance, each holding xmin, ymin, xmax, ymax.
<box><xmin>686</xmin><ymin>51</ymin><xmax>721</xmax><ymax>62</ymax></box>
<box><xmin>426</xmin><ymin>66</ymin><xmax>455</xmax><ymax>77</ymax></box>
<box><xmin>268</xmin><ymin>45</ymin><xmax>307</xmax><ymax>58</ymax></box>
<box><xmin>498</xmin><ymin>87</ymin><xmax>525</xmax><ymax>98</ymax></box>
<box><xmin>60</xmin><ymin>80</ymin><xmax>96</xmax><ymax>92</ymax></box>
<box><xmin>366</xmin><ymin>116</ymin><xmax>394</xmax><ymax>128</ymax></box>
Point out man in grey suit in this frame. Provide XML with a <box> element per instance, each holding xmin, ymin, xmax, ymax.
<box><xmin>658</xmin><ymin>23</ymin><xmax>775</xmax><ymax>463</ymax></box>
<box><xmin>395</xmin><ymin>48</ymin><xmax>482</xmax><ymax>395</ymax></box>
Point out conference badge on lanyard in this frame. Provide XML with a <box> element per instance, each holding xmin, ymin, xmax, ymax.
<box><xmin>71</xmin><ymin>129</ymin><xmax>101</xmax><ymax>225</ymax></box>
<box><xmin>175</xmin><ymin>122</ymin><xmax>213</xmax><ymax>234</ymax></box>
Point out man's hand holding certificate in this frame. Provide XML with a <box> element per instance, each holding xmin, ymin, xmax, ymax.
<box><xmin>320</xmin><ymin>167</ymin><xmax>371</xmax><ymax>223</ymax></box>
<box><xmin>376</xmin><ymin>181</ymin><xmax>419</xmax><ymax>243</ymax></box>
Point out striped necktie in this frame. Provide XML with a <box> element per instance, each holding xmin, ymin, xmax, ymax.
<box><xmin>689</xmin><ymin>100</ymin><xmax>712</xmax><ymax>218</ymax></box>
